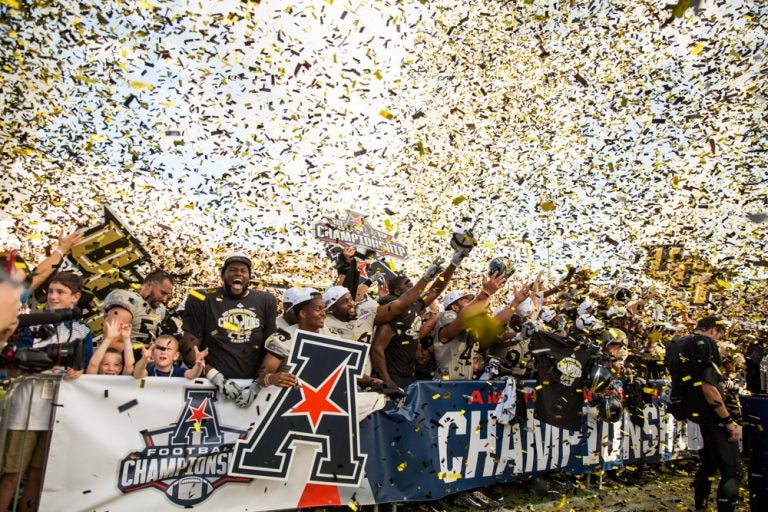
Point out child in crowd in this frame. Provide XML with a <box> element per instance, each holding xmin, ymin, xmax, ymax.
<box><xmin>133</xmin><ymin>335</ymin><xmax>207</xmax><ymax>379</ymax></box>
<box><xmin>86</xmin><ymin>317</ymin><xmax>134</xmax><ymax>375</ymax></box>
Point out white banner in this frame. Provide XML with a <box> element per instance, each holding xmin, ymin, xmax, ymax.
<box><xmin>42</xmin><ymin>375</ymin><xmax>381</xmax><ymax>511</ymax></box>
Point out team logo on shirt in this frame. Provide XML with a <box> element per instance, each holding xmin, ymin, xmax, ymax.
<box><xmin>556</xmin><ymin>356</ymin><xmax>583</xmax><ymax>386</ymax></box>
<box><xmin>117</xmin><ymin>388</ymin><xmax>251</xmax><ymax>506</ymax></box>
<box><xmin>230</xmin><ymin>330</ymin><xmax>368</xmax><ymax>486</ymax></box>
<box><xmin>218</xmin><ymin>307</ymin><xmax>261</xmax><ymax>343</ymax></box>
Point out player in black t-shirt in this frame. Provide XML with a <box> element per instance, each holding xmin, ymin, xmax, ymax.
<box><xmin>667</xmin><ymin>316</ymin><xmax>741</xmax><ymax>512</ymax></box>
<box><xmin>181</xmin><ymin>252</ymin><xmax>277</xmax><ymax>404</ymax></box>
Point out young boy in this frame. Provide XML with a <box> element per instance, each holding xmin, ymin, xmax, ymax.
<box><xmin>0</xmin><ymin>271</ymin><xmax>90</xmax><ymax>512</ymax></box>
<box><xmin>134</xmin><ymin>335</ymin><xmax>207</xmax><ymax>379</ymax></box>
<box><xmin>86</xmin><ymin>317</ymin><xmax>134</xmax><ymax>375</ymax></box>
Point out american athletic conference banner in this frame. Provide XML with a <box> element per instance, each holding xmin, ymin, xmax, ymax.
<box><xmin>42</xmin><ymin>331</ymin><xmax>689</xmax><ymax>510</ymax></box>
<box><xmin>41</xmin><ymin>330</ymin><xmax>376</xmax><ymax>511</ymax></box>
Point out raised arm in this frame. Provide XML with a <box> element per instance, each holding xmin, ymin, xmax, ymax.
<box><xmin>184</xmin><ymin>346</ymin><xmax>208</xmax><ymax>379</ymax></box>
<box><xmin>86</xmin><ymin>318</ymin><xmax>119</xmax><ymax>374</ymax></box>
<box><xmin>371</xmin><ymin>324</ymin><xmax>395</xmax><ymax>382</ymax></box>
<box><xmin>373</xmin><ymin>259</ymin><xmax>436</xmax><ymax>324</ymax></box>
<box><xmin>493</xmin><ymin>282</ymin><xmax>532</xmax><ymax>326</ymax></box>
<box><xmin>30</xmin><ymin>229</ymin><xmax>84</xmax><ymax>292</ymax></box>
<box><xmin>437</xmin><ymin>273</ymin><xmax>506</xmax><ymax>343</ymax></box>
<box><xmin>133</xmin><ymin>344</ymin><xmax>153</xmax><ymax>379</ymax></box>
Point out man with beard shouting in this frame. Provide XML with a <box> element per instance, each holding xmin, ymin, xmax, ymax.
<box><xmin>181</xmin><ymin>252</ymin><xmax>277</xmax><ymax>402</ymax></box>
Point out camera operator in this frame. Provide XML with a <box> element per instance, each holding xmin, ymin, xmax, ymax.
<box><xmin>0</xmin><ymin>272</ymin><xmax>91</xmax><ymax>512</ymax></box>
<box><xmin>0</xmin><ymin>270</ymin><xmax>23</xmax><ymax>344</ymax></box>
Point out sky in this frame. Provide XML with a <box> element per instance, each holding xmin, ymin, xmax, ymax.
<box><xmin>0</xmin><ymin>0</ymin><xmax>766</xmax><ymax>292</ymax></box>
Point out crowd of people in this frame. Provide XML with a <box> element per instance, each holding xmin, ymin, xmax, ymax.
<box><xmin>0</xmin><ymin>228</ymin><xmax>766</xmax><ymax>512</ymax></box>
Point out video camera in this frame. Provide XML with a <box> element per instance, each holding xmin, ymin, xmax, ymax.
<box><xmin>2</xmin><ymin>308</ymin><xmax>86</xmax><ymax>373</ymax></box>
<box><xmin>14</xmin><ymin>339</ymin><xmax>85</xmax><ymax>373</ymax></box>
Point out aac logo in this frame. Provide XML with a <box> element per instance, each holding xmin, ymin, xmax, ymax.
<box><xmin>117</xmin><ymin>389</ymin><xmax>251</xmax><ymax>506</ymax></box>
<box><xmin>231</xmin><ymin>330</ymin><xmax>368</xmax><ymax>486</ymax></box>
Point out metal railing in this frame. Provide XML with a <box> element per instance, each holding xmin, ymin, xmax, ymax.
<box><xmin>0</xmin><ymin>375</ymin><xmax>62</xmax><ymax>512</ymax></box>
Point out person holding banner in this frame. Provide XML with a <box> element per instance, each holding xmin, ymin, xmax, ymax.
<box><xmin>181</xmin><ymin>252</ymin><xmax>277</xmax><ymax>402</ymax></box>
<box><xmin>252</xmin><ymin>290</ymin><xmax>323</xmax><ymax>392</ymax></box>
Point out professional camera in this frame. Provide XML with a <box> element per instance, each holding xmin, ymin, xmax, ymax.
<box><xmin>13</xmin><ymin>337</ymin><xmax>85</xmax><ymax>373</ymax></box>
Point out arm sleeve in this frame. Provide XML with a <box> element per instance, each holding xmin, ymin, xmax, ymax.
<box><xmin>336</xmin><ymin>254</ymin><xmax>360</xmax><ymax>299</ymax></box>
<box><xmin>181</xmin><ymin>291</ymin><xmax>207</xmax><ymax>340</ymax></box>
<box><xmin>82</xmin><ymin>331</ymin><xmax>94</xmax><ymax>369</ymax></box>
<box><xmin>262</xmin><ymin>293</ymin><xmax>278</xmax><ymax>340</ymax></box>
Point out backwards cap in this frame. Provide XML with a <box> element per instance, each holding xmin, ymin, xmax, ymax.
<box><xmin>323</xmin><ymin>285</ymin><xmax>351</xmax><ymax>310</ymax></box>
<box><xmin>285</xmin><ymin>287</ymin><xmax>321</xmax><ymax>311</ymax></box>
<box><xmin>222</xmin><ymin>252</ymin><xmax>252</xmax><ymax>273</ymax></box>
<box><xmin>444</xmin><ymin>290</ymin><xmax>471</xmax><ymax>310</ymax></box>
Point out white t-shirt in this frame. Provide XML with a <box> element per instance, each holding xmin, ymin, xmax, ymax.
<box><xmin>323</xmin><ymin>297</ymin><xmax>379</xmax><ymax>376</ymax></box>
<box><xmin>432</xmin><ymin>310</ymin><xmax>477</xmax><ymax>380</ymax></box>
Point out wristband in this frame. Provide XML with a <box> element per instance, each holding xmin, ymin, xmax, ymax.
<box><xmin>719</xmin><ymin>415</ymin><xmax>734</xmax><ymax>426</ymax></box>
<box><xmin>262</xmin><ymin>373</ymin><xmax>271</xmax><ymax>387</ymax></box>
<box><xmin>54</xmin><ymin>248</ymin><xmax>65</xmax><ymax>259</ymax></box>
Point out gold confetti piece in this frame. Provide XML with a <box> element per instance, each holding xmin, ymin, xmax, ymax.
<box><xmin>194</xmin><ymin>422</ymin><xmax>201</xmax><ymax>432</ymax></box>
<box><xmin>432</xmin><ymin>393</ymin><xmax>440</xmax><ymax>400</ymax></box>
<box><xmin>189</xmin><ymin>290</ymin><xmax>206</xmax><ymax>301</ymax></box>
<box><xmin>452</xmin><ymin>195</ymin><xmax>466</xmax><ymax>205</ymax></box>
<box><xmin>682</xmin><ymin>375</ymin><xmax>691</xmax><ymax>382</ymax></box>
<box><xmin>384</xmin><ymin>219</ymin><xmax>394</xmax><ymax>232</ymax></box>
<box><xmin>378</xmin><ymin>109</ymin><xmax>394</xmax><ymax>120</ymax></box>
<box><xmin>539</xmin><ymin>200</ymin><xmax>556</xmax><ymax>211</ymax></box>
<box><xmin>347</xmin><ymin>502</ymin><xmax>358</xmax><ymax>511</ymax></box>
<box><xmin>222</xmin><ymin>321</ymin><xmax>240</xmax><ymax>332</ymax></box>
<box><xmin>396</xmin><ymin>462</ymin><xmax>407</xmax><ymax>471</ymax></box>
<box><xmin>130</xmin><ymin>81</ymin><xmax>154</xmax><ymax>91</ymax></box>
<box><xmin>0</xmin><ymin>0</ymin><xmax>20</xmax><ymax>9</ymax></box>
<box><xmin>691</xmin><ymin>43</ymin><xmax>704</xmax><ymax>55</ymax></box>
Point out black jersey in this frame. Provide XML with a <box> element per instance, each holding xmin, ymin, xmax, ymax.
<box><xmin>666</xmin><ymin>334</ymin><xmax>723</xmax><ymax>425</ymax></box>
<box><xmin>530</xmin><ymin>331</ymin><xmax>597</xmax><ymax>431</ymax></box>
<box><xmin>182</xmin><ymin>287</ymin><xmax>277</xmax><ymax>379</ymax></box>
<box><xmin>377</xmin><ymin>295</ymin><xmax>425</xmax><ymax>384</ymax></box>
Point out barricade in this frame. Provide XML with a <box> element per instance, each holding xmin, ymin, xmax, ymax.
<box><xmin>0</xmin><ymin>375</ymin><xmax>62</xmax><ymax>512</ymax></box>
<box><xmin>34</xmin><ymin>376</ymin><xmax>691</xmax><ymax>511</ymax></box>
